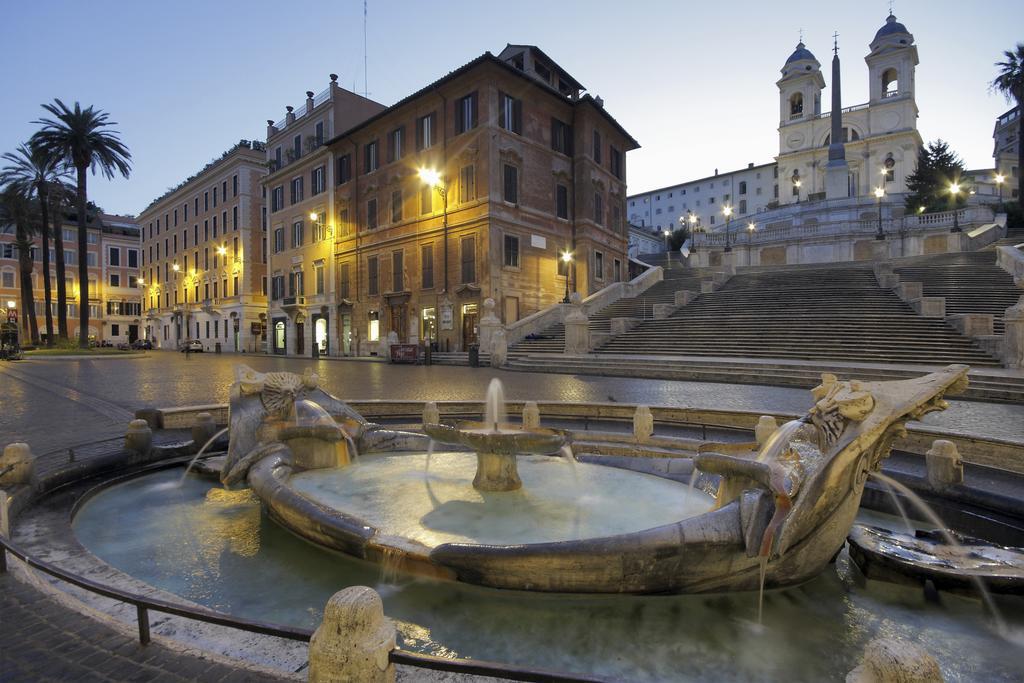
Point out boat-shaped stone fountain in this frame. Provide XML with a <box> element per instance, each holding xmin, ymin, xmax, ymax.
<box><xmin>220</xmin><ymin>363</ymin><xmax>969</xmax><ymax>594</ymax></box>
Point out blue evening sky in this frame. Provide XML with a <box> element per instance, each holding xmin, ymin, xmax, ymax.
<box><xmin>0</xmin><ymin>0</ymin><xmax>1020</xmax><ymax>215</ymax></box>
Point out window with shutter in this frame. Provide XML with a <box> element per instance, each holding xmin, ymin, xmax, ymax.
<box><xmin>556</xmin><ymin>184</ymin><xmax>569</xmax><ymax>219</ymax></box>
<box><xmin>593</xmin><ymin>130</ymin><xmax>602</xmax><ymax>164</ymax></box>
<box><xmin>503</xmin><ymin>165</ymin><xmax>518</xmax><ymax>204</ymax></box>
<box><xmin>367</xmin><ymin>256</ymin><xmax>379</xmax><ymax>295</ymax></box>
<box><xmin>421</xmin><ymin>244</ymin><xmax>433</xmax><ymax>289</ymax></box>
<box><xmin>460</xmin><ymin>236</ymin><xmax>475</xmax><ymax>283</ymax></box>
<box><xmin>391</xmin><ymin>190</ymin><xmax>402</xmax><ymax>223</ymax></box>
<box><xmin>392</xmin><ymin>251</ymin><xmax>404</xmax><ymax>291</ymax></box>
<box><xmin>367</xmin><ymin>198</ymin><xmax>378</xmax><ymax>229</ymax></box>
<box><xmin>459</xmin><ymin>165</ymin><xmax>476</xmax><ymax>203</ymax></box>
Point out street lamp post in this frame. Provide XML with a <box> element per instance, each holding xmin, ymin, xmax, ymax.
<box><xmin>663</xmin><ymin>228</ymin><xmax>671</xmax><ymax>267</ymax></box>
<box><xmin>793</xmin><ymin>178</ymin><xmax>802</xmax><ymax>203</ymax></box>
<box><xmin>949</xmin><ymin>182</ymin><xmax>962</xmax><ymax>233</ymax></box>
<box><xmin>561</xmin><ymin>251</ymin><xmax>573</xmax><ymax>303</ymax></box>
<box><xmin>995</xmin><ymin>173</ymin><xmax>1005</xmax><ymax>204</ymax></box>
<box><xmin>746</xmin><ymin>222</ymin><xmax>756</xmax><ymax>265</ymax></box>
<box><xmin>419</xmin><ymin>168</ymin><xmax>449</xmax><ymax>293</ymax></box>
<box><xmin>722</xmin><ymin>205</ymin><xmax>733</xmax><ymax>252</ymax></box>
<box><xmin>874</xmin><ymin>187</ymin><xmax>885</xmax><ymax>240</ymax></box>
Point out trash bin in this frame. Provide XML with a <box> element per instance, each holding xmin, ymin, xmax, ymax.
<box><xmin>313</xmin><ymin>345</ymin><xmax>320</xmax><ymax>359</ymax></box>
<box><xmin>215</xmin><ymin>342</ymin><xmax>222</xmax><ymax>354</ymax></box>
<box><xmin>468</xmin><ymin>344</ymin><xmax>480</xmax><ymax>367</ymax></box>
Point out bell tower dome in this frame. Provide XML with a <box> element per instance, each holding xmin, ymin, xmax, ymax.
<box><xmin>866</xmin><ymin>13</ymin><xmax>918</xmax><ymax>103</ymax></box>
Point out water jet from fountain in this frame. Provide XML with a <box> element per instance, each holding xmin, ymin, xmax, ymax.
<box><xmin>180</xmin><ymin>427</ymin><xmax>230</xmax><ymax>486</ymax></box>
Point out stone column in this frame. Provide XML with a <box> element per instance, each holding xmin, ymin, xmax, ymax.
<box><xmin>124</xmin><ymin>420</ymin><xmax>153</xmax><ymax>455</ymax></box>
<box><xmin>309</xmin><ymin>586</ymin><xmax>396</xmax><ymax>683</ymax></box>
<box><xmin>522</xmin><ymin>402</ymin><xmax>541</xmax><ymax>429</ymax></box>
<box><xmin>0</xmin><ymin>443</ymin><xmax>34</xmax><ymax>488</ymax></box>
<box><xmin>633</xmin><ymin>406</ymin><xmax>654</xmax><ymax>442</ymax></box>
<box><xmin>422</xmin><ymin>401</ymin><xmax>440</xmax><ymax>427</ymax></box>
<box><xmin>925</xmin><ymin>440</ymin><xmax>962</xmax><ymax>491</ymax></box>
<box><xmin>563</xmin><ymin>292</ymin><xmax>590</xmax><ymax>354</ymax></box>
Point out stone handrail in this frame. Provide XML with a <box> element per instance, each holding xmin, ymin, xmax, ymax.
<box><xmin>505</xmin><ymin>265</ymin><xmax>663</xmax><ymax>346</ymax></box>
<box><xmin>997</xmin><ymin>243</ymin><xmax>1024</xmax><ymax>281</ymax></box>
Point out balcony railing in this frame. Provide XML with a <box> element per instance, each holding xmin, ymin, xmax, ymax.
<box><xmin>273</xmin><ymin>85</ymin><xmax>332</xmax><ymax>130</ymax></box>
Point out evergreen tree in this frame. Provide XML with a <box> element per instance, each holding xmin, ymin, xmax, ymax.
<box><xmin>904</xmin><ymin>140</ymin><xmax>967</xmax><ymax>214</ymax></box>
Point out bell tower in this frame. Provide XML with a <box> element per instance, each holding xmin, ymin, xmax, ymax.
<box><xmin>777</xmin><ymin>41</ymin><xmax>824</xmax><ymax>127</ymax></box>
<box><xmin>866</xmin><ymin>13</ymin><xmax>918</xmax><ymax>103</ymax></box>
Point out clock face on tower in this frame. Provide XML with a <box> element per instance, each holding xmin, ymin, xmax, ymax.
<box><xmin>787</xmin><ymin>132</ymin><xmax>805</xmax><ymax>149</ymax></box>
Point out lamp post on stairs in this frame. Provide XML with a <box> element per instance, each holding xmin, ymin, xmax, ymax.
<box><xmin>722</xmin><ymin>205</ymin><xmax>733</xmax><ymax>253</ymax></box>
<box><xmin>874</xmin><ymin>187</ymin><xmax>886</xmax><ymax>240</ymax></box>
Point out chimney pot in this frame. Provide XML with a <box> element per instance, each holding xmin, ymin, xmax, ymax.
<box><xmin>329</xmin><ymin>73</ymin><xmax>338</xmax><ymax>82</ymax></box>
<box><xmin>286</xmin><ymin>105</ymin><xmax>294</xmax><ymax>113</ymax></box>
<box><xmin>306</xmin><ymin>91</ymin><xmax>314</xmax><ymax>99</ymax></box>
<box><xmin>267</xmin><ymin>120</ymin><xmax>274</xmax><ymax>126</ymax></box>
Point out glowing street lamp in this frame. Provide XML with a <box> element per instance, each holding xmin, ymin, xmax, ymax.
<box><xmin>948</xmin><ymin>182</ymin><xmax>962</xmax><ymax>233</ymax></box>
<box><xmin>419</xmin><ymin>167</ymin><xmax>449</xmax><ymax>293</ymax></box>
<box><xmin>308</xmin><ymin>211</ymin><xmax>318</xmax><ymax>221</ymax></box>
<box><xmin>874</xmin><ymin>187</ymin><xmax>886</xmax><ymax>240</ymax></box>
<box><xmin>722</xmin><ymin>205</ymin><xmax>734</xmax><ymax>252</ymax></box>
<box><xmin>995</xmin><ymin>173</ymin><xmax>1005</xmax><ymax>203</ymax></box>
<box><xmin>172</xmin><ymin>263</ymin><xmax>180</xmax><ymax>272</ymax></box>
<box><xmin>216</xmin><ymin>245</ymin><xmax>227</xmax><ymax>256</ymax></box>
<box><xmin>560</xmin><ymin>251</ymin><xmax>573</xmax><ymax>303</ymax></box>
<box><xmin>6</xmin><ymin>300</ymin><xmax>15</xmax><ymax>309</ymax></box>
<box><xmin>793</xmin><ymin>178</ymin><xmax>802</xmax><ymax>203</ymax></box>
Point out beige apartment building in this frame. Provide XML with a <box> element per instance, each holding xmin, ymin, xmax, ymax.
<box><xmin>0</xmin><ymin>212</ymin><xmax>141</xmax><ymax>344</ymax></box>
<box><xmin>266</xmin><ymin>46</ymin><xmax>637</xmax><ymax>357</ymax></box>
<box><xmin>137</xmin><ymin>140</ymin><xmax>267</xmax><ymax>352</ymax></box>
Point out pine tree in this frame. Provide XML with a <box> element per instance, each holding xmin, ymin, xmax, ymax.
<box><xmin>904</xmin><ymin>140</ymin><xmax>967</xmax><ymax>214</ymax></box>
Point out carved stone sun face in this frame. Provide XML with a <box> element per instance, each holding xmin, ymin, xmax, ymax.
<box><xmin>261</xmin><ymin>372</ymin><xmax>307</xmax><ymax>416</ymax></box>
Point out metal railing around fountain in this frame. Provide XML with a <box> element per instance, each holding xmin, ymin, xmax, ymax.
<box><xmin>0</xmin><ymin>534</ymin><xmax>604</xmax><ymax>683</ymax></box>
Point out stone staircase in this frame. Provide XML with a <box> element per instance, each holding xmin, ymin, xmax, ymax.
<box><xmin>593</xmin><ymin>263</ymin><xmax>999</xmax><ymax>366</ymax></box>
<box><xmin>893</xmin><ymin>250</ymin><xmax>1020</xmax><ymax>334</ymax></box>
<box><xmin>509</xmin><ymin>253</ymin><xmax>709</xmax><ymax>354</ymax></box>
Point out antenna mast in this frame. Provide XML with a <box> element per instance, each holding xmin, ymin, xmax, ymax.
<box><xmin>363</xmin><ymin>0</ymin><xmax>368</xmax><ymax>98</ymax></box>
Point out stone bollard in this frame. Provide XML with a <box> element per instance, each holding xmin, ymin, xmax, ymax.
<box><xmin>925</xmin><ymin>440</ymin><xmax>963</xmax><ymax>491</ymax></box>
<box><xmin>700</xmin><ymin>279</ymin><xmax>716</xmax><ymax>294</ymax></box>
<box><xmin>124</xmin><ymin>420</ymin><xmax>153</xmax><ymax>455</ymax></box>
<box><xmin>522</xmin><ymin>402</ymin><xmax>541</xmax><ymax>429</ymax></box>
<box><xmin>490</xmin><ymin>327</ymin><xmax>508</xmax><ymax>368</ymax></box>
<box><xmin>846</xmin><ymin>637</ymin><xmax>943</xmax><ymax>683</ymax></box>
<box><xmin>633</xmin><ymin>406</ymin><xmax>654</xmax><ymax>442</ymax></box>
<box><xmin>191</xmin><ymin>412</ymin><xmax>217</xmax><ymax>449</ymax></box>
<box><xmin>754</xmin><ymin>416</ymin><xmax>779</xmax><ymax>448</ymax></box>
<box><xmin>0</xmin><ymin>443</ymin><xmax>35</xmax><ymax>488</ymax></box>
<box><xmin>1004</xmin><ymin>295</ymin><xmax>1024</xmax><ymax>369</ymax></box>
<box><xmin>309</xmin><ymin>586</ymin><xmax>396</xmax><ymax>683</ymax></box>
<box><xmin>674</xmin><ymin>289</ymin><xmax>698</xmax><ymax>307</ymax></box>
<box><xmin>422</xmin><ymin>401</ymin><xmax>440</xmax><ymax>427</ymax></box>
<box><xmin>0</xmin><ymin>489</ymin><xmax>9</xmax><ymax>538</ymax></box>
<box><xmin>563</xmin><ymin>292</ymin><xmax>590</xmax><ymax>354</ymax></box>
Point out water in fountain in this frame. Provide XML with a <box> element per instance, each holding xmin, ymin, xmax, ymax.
<box><xmin>758</xmin><ymin>555</ymin><xmax>769</xmax><ymax>625</ymax></box>
<box><xmin>869</xmin><ymin>471</ymin><xmax>1013</xmax><ymax>641</ymax></box>
<box><xmin>880</xmin><ymin>481</ymin><xmax>916</xmax><ymax>535</ymax></box>
<box><xmin>484</xmin><ymin>378</ymin><xmax>506</xmax><ymax>431</ymax></box>
<box><xmin>342</xmin><ymin>431</ymin><xmax>359</xmax><ymax>462</ymax></box>
<box><xmin>756</xmin><ymin>419</ymin><xmax>806</xmax><ymax>464</ymax></box>
<box><xmin>179</xmin><ymin>427</ymin><xmax>230</xmax><ymax>486</ymax></box>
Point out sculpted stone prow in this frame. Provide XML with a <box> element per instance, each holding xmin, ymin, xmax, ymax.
<box><xmin>221</xmin><ymin>365</ymin><xmax>427</xmax><ymax>486</ymax></box>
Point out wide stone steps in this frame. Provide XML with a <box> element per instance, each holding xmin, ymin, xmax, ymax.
<box><xmin>503</xmin><ymin>354</ymin><xmax>1024</xmax><ymax>402</ymax></box>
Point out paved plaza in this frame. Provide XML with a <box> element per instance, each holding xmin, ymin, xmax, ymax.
<box><xmin>1</xmin><ymin>353</ymin><xmax>1022</xmax><ymax>457</ymax></box>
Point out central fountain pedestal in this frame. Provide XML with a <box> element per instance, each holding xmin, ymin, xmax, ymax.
<box><xmin>475</xmin><ymin>451</ymin><xmax>522</xmax><ymax>491</ymax></box>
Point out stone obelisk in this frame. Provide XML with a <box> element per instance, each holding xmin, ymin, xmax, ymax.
<box><xmin>825</xmin><ymin>35</ymin><xmax>851</xmax><ymax>199</ymax></box>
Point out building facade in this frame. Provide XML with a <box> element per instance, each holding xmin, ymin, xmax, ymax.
<box><xmin>993</xmin><ymin>106</ymin><xmax>1020</xmax><ymax>201</ymax></box>
<box><xmin>265</xmin><ymin>46</ymin><xmax>638</xmax><ymax>357</ymax></box>
<box><xmin>137</xmin><ymin>140</ymin><xmax>268</xmax><ymax>352</ymax></box>
<box><xmin>1</xmin><ymin>212</ymin><xmax>141</xmax><ymax>344</ymax></box>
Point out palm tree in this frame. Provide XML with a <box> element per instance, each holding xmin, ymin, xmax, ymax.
<box><xmin>0</xmin><ymin>187</ymin><xmax>40</xmax><ymax>344</ymax></box>
<box><xmin>32</xmin><ymin>100</ymin><xmax>131</xmax><ymax>347</ymax></box>
<box><xmin>1</xmin><ymin>143</ymin><xmax>71</xmax><ymax>346</ymax></box>
<box><xmin>47</xmin><ymin>180</ymin><xmax>76</xmax><ymax>339</ymax></box>
<box><xmin>992</xmin><ymin>43</ymin><xmax>1024</xmax><ymax>203</ymax></box>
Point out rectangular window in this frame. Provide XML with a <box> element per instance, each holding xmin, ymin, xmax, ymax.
<box><xmin>128</xmin><ymin>249</ymin><xmax>138</xmax><ymax>268</ymax></box>
<box><xmin>551</xmin><ymin>118</ymin><xmax>572</xmax><ymax>155</ymax></box>
<box><xmin>173</xmin><ymin>209</ymin><xmax>178</xmax><ymax>227</ymax></box>
<box><xmin>233</xmin><ymin>174</ymin><xmax>238</xmax><ymax>197</ymax></box>
<box><xmin>311</xmin><ymin>165</ymin><xmax>325</xmax><ymax>195</ymax></box>
<box><xmin>595</xmin><ymin>251</ymin><xmax>604</xmax><ymax>280</ymax></box>
<box><xmin>110</xmin><ymin>273</ymin><xmax>120</xmax><ymax>287</ymax></box>
<box><xmin>612</xmin><ymin>204</ymin><xmax>622</xmax><ymax>233</ymax></box>
<box><xmin>460</xmin><ymin>236</ymin><xmax>475</xmax><ymax>283</ymax></box>
<box><xmin>194</xmin><ymin>197</ymin><xmax>199</xmax><ymax>215</ymax></box>
<box><xmin>315</xmin><ymin>121</ymin><xmax>324</xmax><ymax>145</ymax></box>
<box><xmin>594</xmin><ymin>192</ymin><xmax>604</xmax><ymax>226</ymax></box>
<box><xmin>392</xmin><ymin>250</ymin><xmax>404</xmax><ymax>292</ymax></box>
<box><xmin>290</xmin><ymin>177</ymin><xmax>304</xmax><ymax>204</ymax></box>
<box><xmin>312</xmin><ymin>212</ymin><xmax>326</xmax><ymax>242</ymax></box>
<box><xmin>456</xmin><ymin>92</ymin><xmax>478</xmax><ymax>133</ymax></box>
<box><xmin>416</xmin><ymin>112</ymin><xmax>437</xmax><ymax>150</ymax></box>
<box><xmin>108</xmin><ymin>247</ymin><xmax>120</xmax><ymax>266</ymax></box>
<box><xmin>420</xmin><ymin>185</ymin><xmax>432</xmax><ymax>214</ymax></box>
<box><xmin>271</xmin><ymin>186</ymin><xmax>284</xmax><ymax>212</ymax></box>
<box><xmin>503</xmin><ymin>234</ymin><xmax>520</xmax><ymax>268</ymax></box>
<box><xmin>366</xmin><ymin>198</ymin><xmax>378</xmax><ymax>230</ymax></box>
<box><xmin>421</xmin><ymin>244</ymin><xmax>433</xmax><ymax>289</ymax></box>
<box><xmin>232</xmin><ymin>205</ymin><xmax>238</xmax><ymax>230</ymax></box>
<box><xmin>367</xmin><ymin>256</ymin><xmax>379</xmax><ymax>295</ymax></box>
<box><xmin>291</xmin><ymin>221</ymin><xmax>304</xmax><ymax>248</ymax></box>
<box><xmin>338</xmin><ymin>208</ymin><xmax>350</xmax><ymax>237</ymax></box>
<box><xmin>337</xmin><ymin>154</ymin><xmax>352</xmax><ymax>184</ymax></box>
<box><xmin>315</xmin><ymin>262</ymin><xmax>325</xmax><ymax>295</ymax></box>
<box><xmin>340</xmin><ymin>263</ymin><xmax>351</xmax><ymax>299</ymax></box>
<box><xmin>502</xmin><ymin>164</ymin><xmax>518</xmax><ymax>204</ymax></box>
<box><xmin>274</xmin><ymin>227</ymin><xmax>284</xmax><ymax>253</ymax></box>
<box><xmin>184</xmin><ymin>203</ymin><xmax>189</xmax><ymax>221</ymax></box>
<box><xmin>459</xmin><ymin>165</ymin><xmax>476</xmax><ymax>203</ymax></box>
<box><xmin>593</xmin><ymin>130</ymin><xmax>602</xmax><ymax>164</ymax></box>
<box><xmin>204</xmin><ymin>191</ymin><xmax>209</xmax><ymax>212</ymax></box>
<box><xmin>293</xmin><ymin>134</ymin><xmax>302</xmax><ymax>159</ymax></box>
<box><xmin>739</xmin><ymin>199</ymin><xmax>748</xmax><ymax>214</ymax></box>
<box><xmin>222</xmin><ymin>180</ymin><xmax>227</xmax><ymax>201</ymax></box>
<box><xmin>387</xmin><ymin>127</ymin><xmax>404</xmax><ymax>163</ymax></box>
<box><xmin>610</xmin><ymin>147</ymin><xmax>622</xmax><ymax>179</ymax></box>
<box><xmin>614</xmin><ymin>258</ymin><xmax>622</xmax><ymax>282</ymax></box>
<box><xmin>364</xmin><ymin>140</ymin><xmax>379</xmax><ymax>173</ymax></box>
<box><xmin>390</xmin><ymin>190</ymin><xmax>403</xmax><ymax>223</ymax></box>
<box><xmin>499</xmin><ymin>93</ymin><xmax>522</xmax><ymax>134</ymax></box>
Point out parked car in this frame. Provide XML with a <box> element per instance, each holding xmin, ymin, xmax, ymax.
<box><xmin>131</xmin><ymin>339</ymin><xmax>153</xmax><ymax>350</ymax></box>
<box><xmin>117</xmin><ymin>342</ymin><xmax>131</xmax><ymax>351</ymax></box>
<box><xmin>179</xmin><ymin>340</ymin><xmax>203</xmax><ymax>353</ymax></box>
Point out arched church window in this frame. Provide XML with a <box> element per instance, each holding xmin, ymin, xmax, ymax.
<box><xmin>823</xmin><ymin>128</ymin><xmax>860</xmax><ymax>146</ymax></box>
<box><xmin>790</xmin><ymin>93</ymin><xmax>804</xmax><ymax>119</ymax></box>
<box><xmin>882</xmin><ymin>68</ymin><xmax>898</xmax><ymax>97</ymax></box>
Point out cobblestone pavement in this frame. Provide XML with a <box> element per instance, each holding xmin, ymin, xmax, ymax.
<box><xmin>0</xmin><ymin>571</ymin><xmax>288</xmax><ymax>682</ymax></box>
<box><xmin>1</xmin><ymin>353</ymin><xmax>1022</xmax><ymax>451</ymax></box>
